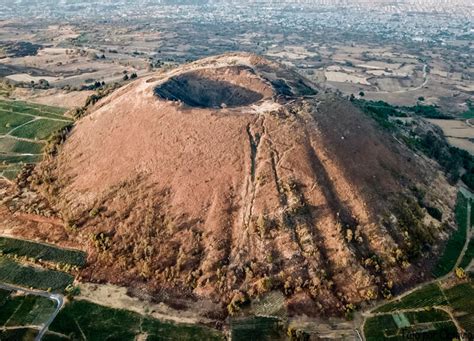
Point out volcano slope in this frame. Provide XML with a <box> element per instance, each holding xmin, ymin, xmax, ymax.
<box><xmin>32</xmin><ymin>53</ymin><xmax>456</xmax><ymax>318</ymax></box>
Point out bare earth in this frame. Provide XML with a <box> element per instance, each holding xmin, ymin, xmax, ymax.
<box><xmin>427</xmin><ymin>119</ymin><xmax>474</xmax><ymax>155</ymax></box>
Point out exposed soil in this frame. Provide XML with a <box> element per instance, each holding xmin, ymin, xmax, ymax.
<box><xmin>11</xmin><ymin>88</ymin><xmax>94</xmax><ymax>109</ymax></box>
<box><xmin>16</xmin><ymin>52</ymin><xmax>456</xmax><ymax>319</ymax></box>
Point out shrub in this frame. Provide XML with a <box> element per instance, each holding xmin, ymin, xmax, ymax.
<box><xmin>227</xmin><ymin>291</ymin><xmax>249</xmax><ymax>315</ymax></box>
<box><xmin>455</xmin><ymin>267</ymin><xmax>466</xmax><ymax>279</ymax></box>
<box><xmin>287</xmin><ymin>326</ymin><xmax>310</xmax><ymax>341</ymax></box>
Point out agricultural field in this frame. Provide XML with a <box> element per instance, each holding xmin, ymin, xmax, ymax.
<box><xmin>444</xmin><ymin>282</ymin><xmax>474</xmax><ymax>333</ymax></box>
<box><xmin>427</xmin><ymin>118</ymin><xmax>474</xmax><ymax>155</ymax></box>
<box><xmin>373</xmin><ymin>283</ymin><xmax>446</xmax><ymax>313</ymax></box>
<box><xmin>45</xmin><ymin>299</ymin><xmax>223</xmax><ymax>341</ymax></box>
<box><xmin>366</xmin><ymin>278</ymin><xmax>474</xmax><ymax>340</ymax></box>
<box><xmin>432</xmin><ymin>192</ymin><xmax>469</xmax><ymax>278</ymax></box>
<box><xmin>0</xmin><ymin>236</ymin><xmax>86</xmax><ymax>267</ymax></box>
<box><xmin>0</xmin><ymin>99</ymin><xmax>72</xmax><ymax>180</ymax></box>
<box><xmin>364</xmin><ymin>311</ymin><xmax>458</xmax><ymax>341</ymax></box>
<box><xmin>230</xmin><ymin>316</ymin><xmax>285</xmax><ymax>341</ymax></box>
<box><xmin>0</xmin><ymin>328</ymin><xmax>39</xmax><ymax>341</ymax></box>
<box><xmin>0</xmin><ymin>289</ymin><xmax>56</xmax><ymax>327</ymax></box>
<box><xmin>0</xmin><ymin>256</ymin><xmax>73</xmax><ymax>292</ymax></box>
<box><xmin>460</xmin><ymin>198</ymin><xmax>474</xmax><ymax>270</ymax></box>
<box><xmin>0</xmin><ymin>238</ymin><xmax>227</xmax><ymax>340</ymax></box>
<box><xmin>460</xmin><ymin>238</ymin><xmax>474</xmax><ymax>269</ymax></box>
<box><xmin>0</xmin><ymin>287</ymin><xmax>58</xmax><ymax>340</ymax></box>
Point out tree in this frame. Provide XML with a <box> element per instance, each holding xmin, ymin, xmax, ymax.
<box><xmin>359</xmin><ymin>91</ymin><xmax>365</xmax><ymax>97</ymax></box>
<box><xmin>455</xmin><ymin>267</ymin><xmax>466</xmax><ymax>279</ymax></box>
<box><xmin>123</xmin><ymin>74</ymin><xmax>129</xmax><ymax>81</ymax></box>
<box><xmin>130</xmin><ymin>73</ymin><xmax>138</xmax><ymax>79</ymax></box>
<box><xmin>418</xmin><ymin>96</ymin><xmax>425</xmax><ymax>101</ymax></box>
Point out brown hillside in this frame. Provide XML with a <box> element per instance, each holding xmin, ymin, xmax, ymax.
<box><xmin>33</xmin><ymin>53</ymin><xmax>455</xmax><ymax>317</ymax></box>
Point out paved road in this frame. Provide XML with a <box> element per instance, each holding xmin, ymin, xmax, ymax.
<box><xmin>0</xmin><ymin>282</ymin><xmax>64</xmax><ymax>341</ymax></box>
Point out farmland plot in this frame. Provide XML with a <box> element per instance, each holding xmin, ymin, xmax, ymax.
<box><xmin>0</xmin><ymin>99</ymin><xmax>72</xmax><ymax>180</ymax></box>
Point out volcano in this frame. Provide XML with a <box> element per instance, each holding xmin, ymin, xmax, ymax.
<box><xmin>36</xmin><ymin>53</ymin><xmax>455</xmax><ymax>317</ymax></box>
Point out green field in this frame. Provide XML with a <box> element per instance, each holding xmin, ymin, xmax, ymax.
<box><xmin>404</xmin><ymin>309</ymin><xmax>452</xmax><ymax>324</ymax></box>
<box><xmin>0</xmin><ymin>165</ymin><xmax>22</xmax><ymax>180</ymax></box>
<box><xmin>368</xmin><ymin>279</ymin><xmax>474</xmax><ymax>340</ymax></box>
<box><xmin>0</xmin><ymin>99</ymin><xmax>72</xmax><ymax>180</ymax></box>
<box><xmin>0</xmin><ymin>111</ymin><xmax>32</xmax><ymax>134</ymax></box>
<box><xmin>0</xmin><ymin>154</ymin><xmax>42</xmax><ymax>164</ymax></box>
<box><xmin>364</xmin><ymin>314</ymin><xmax>458</xmax><ymax>341</ymax></box>
<box><xmin>0</xmin><ymin>290</ymin><xmax>56</xmax><ymax>327</ymax></box>
<box><xmin>460</xmin><ymin>198</ymin><xmax>474</xmax><ymax>269</ymax></box>
<box><xmin>9</xmin><ymin>119</ymin><xmax>71</xmax><ymax>141</ymax></box>
<box><xmin>461</xmin><ymin>101</ymin><xmax>474</xmax><ymax>119</ymax></box>
<box><xmin>392</xmin><ymin>313</ymin><xmax>410</xmax><ymax>328</ymax></box>
<box><xmin>0</xmin><ymin>100</ymin><xmax>67</xmax><ymax>118</ymax></box>
<box><xmin>432</xmin><ymin>192</ymin><xmax>469</xmax><ymax>277</ymax></box>
<box><xmin>0</xmin><ymin>256</ymin><xmax>73</xmax><ymax>291</ymax></box>
<box><xmin>45</xmin><ymin>300</ymin><xmax>223</xmax><ymax>341</ymax></box>
<box><xmin>0</xmin><ymin>287</ymin><xmax>57</xmax><ymax>341</ymax></box>
<box><xmin>460</xmin><ymin>237</ymin><xmax>474</xmax><ymax>269</ymax></box>
<box><xmin>0</xmin><ymin>237</ymin><xmax>87</xmax><ymax>267</ymax></box>
<box><xmin>374</xmin><ymin>283</ymin><xmax>446</xmax><ymax>313</ymax></box>
<box><xmin>0</xmin><ymin>137</ymin><xmax>44</xmax><ymax>154</ymax></box>
<box><xmin>0</xmin><ymin>328</ymin><xmax>39</xmax><ymax>341</ymax></box>
<box><xmin>444</xmin><ymin>282</ymin><xmax>474</xmax><ymax>333</ymax></box>
<box><xmin>230</xmin><ymin>316</ymin><xmax>285</xmax><ymax>341</ymax></box>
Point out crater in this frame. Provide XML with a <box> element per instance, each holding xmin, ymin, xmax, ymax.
<box><xmin>154</xmin><ymin>68</ymin><xmax>266</xmax><ymax>109</ymax></box>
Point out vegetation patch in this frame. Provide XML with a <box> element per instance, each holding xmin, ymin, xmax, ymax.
<box><xmin>0</xmin><ymin>256</ymin><xmax>73</xmax><ymax>291</ymax></box>
<box><xmin>460</xmin><ymin>237</ymin><xmax>474</xmax><ymax>269</ymax></box>
<box><xmin>370</xmin><ymin>279</ymin><xmax>474</xmax><ymax>339</ymax></box>
<box><xmin>444</xmin><ymin>281</ymin><xmax>474</xmax><ymax>333</ymax></box>
<box><xmin>374</xmin><ymin>283</ymin><xmax>446</xmax><ymax>313</ymax></box>
<box><xmin>0</xmin><ymin>99</ymin><xmax>73</xmax><ymax>181</ymax></box>
<box><xmin>364</xmin><ymin>313</ymin><xmax>458</xmax><ymax>341</ymax></box>
<box><xmin>352</xmin><ymin>99</ymin><xmax>399</xmax><ymax>131</ymax></box>
<box><xmin>364</xmin><ymin>314</ymin><xmax>398</xmax><ymax>340</ymax></box>
<box><xmin>0</xmin><ymin>110</ymin><xmax>33</xmax><ymax>134</ymax></box>
<box><xmin>392</xmin><ymin>313</ymin><xmax>410</xmax><ymax>328</ymax></box>
<box><xmin>48</xmin><ymin>299</ymin><xmax>223</xmax><ymax>341</ymax></box>
<box><xmin>0</xmin><ymin>154</ymin><xmax>42</xmax><ymax>164</ymax></box>
<box><xmin>354</xmin><ymin>99</ymin><xmax>474</xmax><ymax>189</ymax></box>
<box><xmin>0</xmin><ymin>164</ymin><xmax>23</xmax><ymax>180</ymax></box>
<box><xmin>0</xmin><ymin>136</ymin><xmax>44</xmax><ymax>154</ymax></box>
<box><xmin>404</xmin><ymin>309</ymin><xmax>451</xmax><ymax>324</ymax></box>
<box><xmin>461</xmin><ymin>100</ymin><xmax>474</xmax><ymax>119</ymax></box>
<box><xmin>432</xmin><ymin>192</ymin><xmax>468</xmax><ymax>277</ymax></box>
<box><xmin>0</xmin><ymin>237</ymin><xmax>87</xmax><ymax>267</ymax></box>
<box><xmin>0</xmin><ymin>100</ymin><xmax>68</xmax><ymax>119</ymax></box>
<box><xmin>10</xmin><ymin>119</ymin><xmax>72</xmax><ymax>141</ymax></box>
<box><xmin>0</xmin><ymin>292</ymin><xmax>56</xmax><ymax>327</ymax></box>
<box><xmin>0</xmin><ymin>328</ymin><xmax>39</xmax><ymax>341</ymax></box>
<box><xmin>230</xmin><ymin>316</ymin><xmax>285</xmax><ymax>341</ymax></box>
